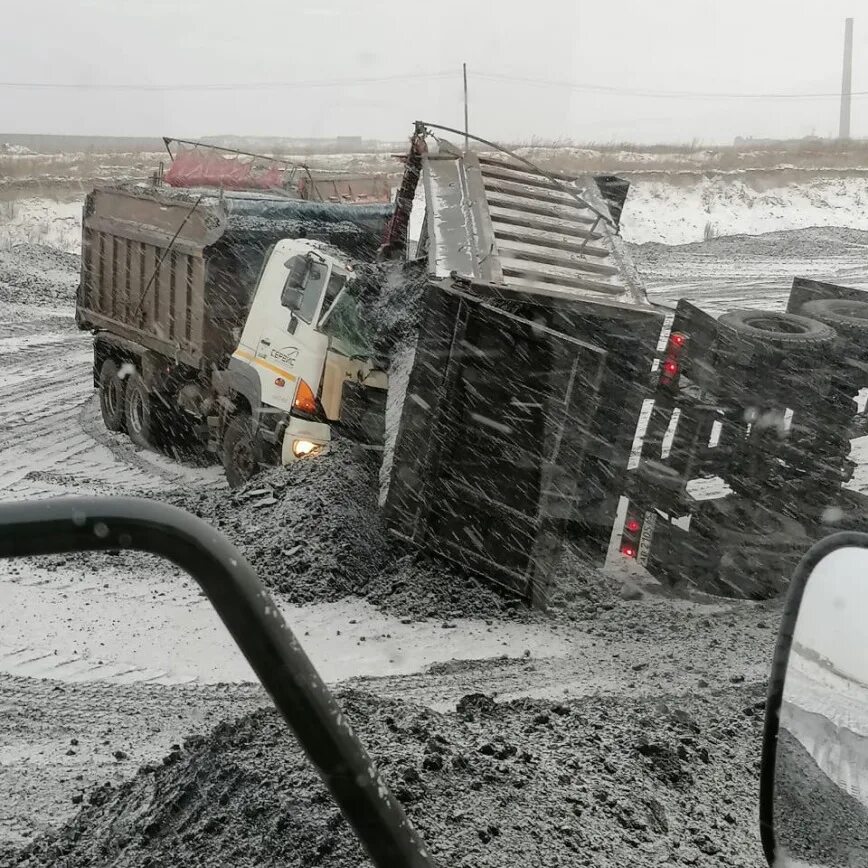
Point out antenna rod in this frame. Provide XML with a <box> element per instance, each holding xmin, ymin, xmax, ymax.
<box><xmin>463</xmin><ymin>63</ymin><xmax>469</xmax><ymax>152</ymax></box>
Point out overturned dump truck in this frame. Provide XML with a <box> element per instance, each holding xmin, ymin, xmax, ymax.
<box><xmin>380</xmin><ymin>124</ymin><xmax>868</xmax><ymax>604</ymax></box>
<box><xmin>76</xmin><ymin>185</ymin><xmax>393</xmax><ymax>486</ymax></box>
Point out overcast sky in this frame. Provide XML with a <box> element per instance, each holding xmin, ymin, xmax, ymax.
<box><xmin>1</xmin><ymin>0</ymin><xmax>866</xmax><ymax>144</ymax></box>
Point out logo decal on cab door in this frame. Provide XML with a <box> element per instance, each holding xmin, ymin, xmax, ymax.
<box><xmin>271</xmin><ymin>346</ymin><xmax>299</xmax><ymax>367</ymax></box>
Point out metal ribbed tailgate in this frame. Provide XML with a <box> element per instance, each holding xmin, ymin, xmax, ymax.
<box><xmin>421</xmin><ymin>150</ymin><xmax>649</xmax><ymax>307</ymax></box>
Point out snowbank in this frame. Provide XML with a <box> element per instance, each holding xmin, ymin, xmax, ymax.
<box><xmin>0</xmin><ymin>197</ymin><xmax>82</xmax><ymax>254</ymax></box>
<box><xmin>621</xmin><ymin>174</ymin><xmax>868</xmax><ymax>245</ymax></box>
<box><xmin>6</xmin><ymin>170</ymin><xmax>868</xmax><ymax>257</ymax></box>
<box><xmin>1</xmin><ymin>143</ymin><xmax>34</xmax><ymax>156</ymax></box>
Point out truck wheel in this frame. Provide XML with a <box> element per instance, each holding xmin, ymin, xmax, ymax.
<box><xmin>124</xmin><ymin>372</ymin><xmax>154</xmax><ymax>449</ymax></box>
<box><xmin>98</xmin><ymin>359</ymin><xmax>126</xmax><ymax>432</ymax></box>
<box><xmin>717</xmin><ymin>310</ymin><xmax>835</xmax><ymax>361</ymax></box>
<box><xmin>800</xmin><ymin>298</ymin><xmax>868</xmax><ymax>342</ymax></box>
<box><xmin>223</xmin><ymin>413</ymin><xmax>260</xmax><ymax>489</ymax></box>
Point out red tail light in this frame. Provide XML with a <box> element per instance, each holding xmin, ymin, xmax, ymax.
<box><xmin>660</xmin><ymin>331</ymin><xmax>688</xmax><ymax>387</ymax></box>
<box><xmin>620</xmin><ymin>507</ymin><xmax>643</xmax><ymax>559</ymax></box>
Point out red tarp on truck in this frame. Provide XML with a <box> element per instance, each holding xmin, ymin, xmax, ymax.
<box><xmin>165</xmin><ymin>150</ymin><xmax>284</xmax><ymax>190</ymax></box>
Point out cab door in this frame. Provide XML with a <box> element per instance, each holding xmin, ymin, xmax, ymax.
<box><xmin>235</xmin><ymin>241</ymin><xmax>329</xmax><ymax>412</ymax></box>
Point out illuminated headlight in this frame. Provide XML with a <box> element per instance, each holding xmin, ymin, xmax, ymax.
<box><xmin>292</xmin><ymin>439</ymin><xmax>320</xmax><ymax>458</ymax></box>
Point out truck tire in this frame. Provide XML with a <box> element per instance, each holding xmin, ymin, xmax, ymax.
<box><xmin>124</xmin><ymin>372</ymin><xmax>154</xmax><ymax>449</ymax></box>
<box><xmin>717</xmin><ymin>309</ymin><xmax>836</xmax><ymax>354</ymax></box>
<box><xmin>223</xmin><ymin>413</ymin><xmax>260</xmax><ymax>489</ymax></box>
<box><xmin>800</xmin><ymin>298</ymin><xmax>868</xmax><ymax>342</ymax></box>
<box><xmin>98</xmin><ymin>359</ymin><xmax>126</xmax><ymax>432</ymax></box>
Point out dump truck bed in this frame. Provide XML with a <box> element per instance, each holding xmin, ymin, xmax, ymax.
<box><xmin>383</xmin><ymin>135</ymin><xmax>663</xmax><ymax>603</ymax></box>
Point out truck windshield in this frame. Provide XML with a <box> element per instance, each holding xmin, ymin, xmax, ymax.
<box><xmin>318</xmin><ymin>285</ymin><xmax>374</xmax><ymax>358</ymax></box>
<box><xmin>319</xmin><ymin>271</ymin><xmax>346</xmax><ymax>321</ymax></box>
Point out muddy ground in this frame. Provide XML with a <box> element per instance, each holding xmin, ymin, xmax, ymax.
<box><xmin>2</xmin><ymin>227</ymin><xmax>868</xmax><ymax>864</ymax></box>
<box><xmin>4</xmin><ymin>685</ymin><xmax>767</xmax><ymax>868</ymax></box>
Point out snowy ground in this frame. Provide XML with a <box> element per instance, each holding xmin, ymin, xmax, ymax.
<box><xmin>620</xmin><ymin>174</ymin><xmax>868</xmax><ymax>245</ymax></box>
<box><xmin>0</xmin><ymin>197</ymin><xmax>82</xmax><ymax>254</ymax></box>
<box><xmin>2</xmin><ymin>158</ymin><xmax>868</xmax><ymax>863</ymax></box>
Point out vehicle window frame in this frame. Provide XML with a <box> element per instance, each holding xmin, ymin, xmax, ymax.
<box><xmin>292</xmin><ymin>259</ymin><xmax>328</xmax><ymax>324</ymax></box>
<box><xmin>318</xmin><ymin>272</ymin><xmax>348</xmax><ymax>328</ymax></box>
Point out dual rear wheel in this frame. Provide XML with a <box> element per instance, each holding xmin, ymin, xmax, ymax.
<box><xmin>97</xmin><ymin>359</ymin><xmax>157</xmax><ymax>449</ymax></box>
<box><xmin>98</xmin><ymin>357</ymin><xmax>260</xmax><ymax>488</ymax></box>
<box><xmin>97</xmin><ymin>359</ymin><xmax>125</xmax><ymax>432</ymax></box>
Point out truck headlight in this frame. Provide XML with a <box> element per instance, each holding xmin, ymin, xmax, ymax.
<box><xmin>292</xmin><ymin>439</ymin><xmax>320</xmax><ymax>458</ymax></box>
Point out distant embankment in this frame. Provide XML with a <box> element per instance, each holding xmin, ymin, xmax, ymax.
<box><xmin>0</xmin><ymin>134</ymin><xmax>165</xmax><ymax>154</ymax></box>
<box><xmin>620</xmin><ymin>171</ymin><xmax>868</xmax><ymax>245</ymax></box>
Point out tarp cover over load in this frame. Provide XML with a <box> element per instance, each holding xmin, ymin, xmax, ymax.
<box><xmin>165</xmin><ymin>148</ymin><xmax>285</xmax><ymax>190</ymax></box>
<box><xmin>163</xmin><ymin>139</ymin><xmax>393</xmax><ymax>204</ymax></box>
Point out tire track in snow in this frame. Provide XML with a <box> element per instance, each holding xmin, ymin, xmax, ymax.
<box><xmin>0</xmin><ymin>313</ymin><xmax>222</xmax><ymax>497</ymax></box>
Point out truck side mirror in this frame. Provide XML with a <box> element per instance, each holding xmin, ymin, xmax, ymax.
<box><xmin>0</xmin><ymin>497</ymin><xmax>434</xmax><ymax>868</ymax></box>
<box><xmin>760</xmin><ymin>532</ymin><xmax>868</xmax><ymax>866</ymax></box>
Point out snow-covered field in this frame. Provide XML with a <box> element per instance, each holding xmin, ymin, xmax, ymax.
<box><xmin>5</xmin><ymin>168</ymin><xmax>868</xmax><ymax>255</ymax></box>
<box><xmin>783</xmin><ymin>655</ymin><xmax>868</xmax><ymax>812</ymax></box>
<box><xmin>0</xmin><ymin>196</ymin><xmax>82</xmax><ymax>253</ymax></box>
<box><xmin>621</xmin><ymin>174</ymin><xmax>868</xmax><ymax>245</ymax></box>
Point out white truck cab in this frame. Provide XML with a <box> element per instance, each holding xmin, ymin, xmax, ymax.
<box><xmin>232</xmin><ymin>238</ymin><xmax>386</xmax><ymax>466</ymax></box>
